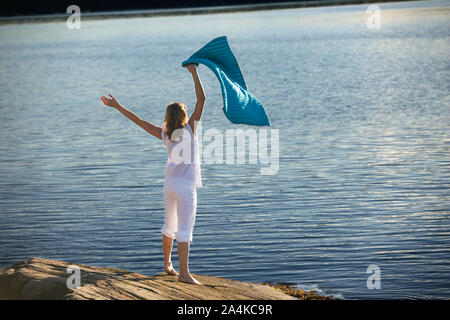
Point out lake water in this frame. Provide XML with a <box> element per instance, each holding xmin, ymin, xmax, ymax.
<box><xmin>0</xmin><ymin>0</ymin><xmax>449</xmax><ymax>299</ymax></box>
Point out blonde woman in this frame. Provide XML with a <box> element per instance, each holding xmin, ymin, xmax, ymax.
<box><xmin>101</xmin><ymin>64</ymin><xmax>205</xmax><ymax>285</ymax></box>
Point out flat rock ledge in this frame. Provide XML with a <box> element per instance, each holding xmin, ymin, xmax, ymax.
<box><xmin>0</xmin><ymin>257</ymin><xmax>298</xmax><ymax>300</ymax></box>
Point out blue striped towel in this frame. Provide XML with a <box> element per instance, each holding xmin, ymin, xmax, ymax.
<box><xmin>182</xmin><ymin>36</ymin><xmax>270</xmax><ymax>126</ymax></box>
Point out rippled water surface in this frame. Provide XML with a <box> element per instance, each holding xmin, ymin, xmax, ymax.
<box><xmin>1</xmin><ymin>0</ymin><xmax>449</xmax><ymax>299</ymax></box>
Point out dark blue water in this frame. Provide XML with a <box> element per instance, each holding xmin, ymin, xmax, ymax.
<box><xmin>0</xmin><ymin>0</ymin><xmax>449</xmax><ymax>299</ymax></box>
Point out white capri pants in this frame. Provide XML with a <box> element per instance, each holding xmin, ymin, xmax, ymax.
<box><xmin>161</xmin><ymin>177</ymin><xmax>197</xmax><ymax>243</ymax></box>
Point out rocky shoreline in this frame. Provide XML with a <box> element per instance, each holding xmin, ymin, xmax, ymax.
<box><xmin>0</xmin><ymin>257</ymin><xmax>334</xmax><ymax>300</ymax></box>
<box><xmin>0</xmin><ymin>0</ymin><xmax>416</xmax><ymax>25</ymax></box>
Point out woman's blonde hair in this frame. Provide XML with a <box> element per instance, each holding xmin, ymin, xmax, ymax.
<box><xmin>164</xmin><ymin>102</ymin><xmax>188</xmax><ymax>141</ymax></box>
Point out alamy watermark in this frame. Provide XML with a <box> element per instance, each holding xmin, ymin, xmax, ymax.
<box><xmin>66</xmin><ymin>265</ymin><xmax>81</xmax><ymax>290</ymax></box>
<box><xmin>366</xmin><ymin>264</ymin><xmax>381</xmax><ymax>289</ymax></box>
<box><xmin>66</xmin><ymin>5</ymin><xmax>81</xmax><ymax>30</ymax></box>
<box><xmin>366</xmin><ymin>5</ymin><xmax>381</xmax><ymax>30</ymax></box>
<box><xmin>168</xmin><ymin>121</ymin><xmax>279</xmax><ymax>175</ymax></box>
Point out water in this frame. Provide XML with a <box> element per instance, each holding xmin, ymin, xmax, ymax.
<box><xmin>0</xmin><ymin>0</ymin><xmax>449</xmax><ymax>299</ymax></box>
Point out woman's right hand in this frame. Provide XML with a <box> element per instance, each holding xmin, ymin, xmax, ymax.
<box><xmin>185</xmin><ymin>64</ymin><xmax>197</xmax><ymax>74</ymax></box>
<box><xmin>101</xmin><ymin>94</ymin><xmax>121</xmax><ymax>108</ymax></box>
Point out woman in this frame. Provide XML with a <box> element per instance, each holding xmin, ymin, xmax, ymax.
<box><xmin>101</xmin><ymin>64</ymin><xmax>206</xmax><ymax>285</ymax></box>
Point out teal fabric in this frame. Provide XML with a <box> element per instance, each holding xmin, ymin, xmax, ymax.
<box><xmin>182</xmin><ymin>36</ymin><xmax>270</xmax><ymax>126</ymax></box>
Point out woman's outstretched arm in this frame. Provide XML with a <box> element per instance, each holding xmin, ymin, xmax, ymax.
<box><xmin>186</xmin><ymin>64</ymin><xmax>206</xmax><ymax>135</ymax></box>
<box><xmin>101</xmin><ymin>94</ymin><xmax>162</xmax><ymax>140</ymax></box>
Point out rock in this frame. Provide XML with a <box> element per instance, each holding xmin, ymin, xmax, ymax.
<box><xmin>0</xmin><ymin>257</ymin><xmax>298</xmax><ymax>300</ymax></box>
<box><xmin>262</xmin><ymin>283</ymin><xmax>336</xmax><ymax>300</ymax></box>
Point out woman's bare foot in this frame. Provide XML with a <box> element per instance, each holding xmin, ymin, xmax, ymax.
<box><xmin>164</xmin><ymin>263</ymin><xmax>179</xmax><ymax>276</ymax></box>
<box><xmin>178</xmin><ymin>273</ymin><xmax>202</xmax><ymax>285</ymax></box>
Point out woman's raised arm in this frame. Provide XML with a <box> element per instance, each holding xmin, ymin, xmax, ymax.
<box><xmin>185</xmin><ymin>64</ymin><xmax>206</xmax><ymax>136</ymax></box>
<box><xmin>101</xmin><ymin>94</ymin><xmax>162</xmax><ymax>140</ymax></box>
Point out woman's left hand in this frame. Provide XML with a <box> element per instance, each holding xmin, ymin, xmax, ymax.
<box><xmin>101</xmin><ymin>94</ymin><xmax>121</xmax><ymax>108</ymax></box>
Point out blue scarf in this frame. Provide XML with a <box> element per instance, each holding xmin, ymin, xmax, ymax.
<box><xmin>182</xmin><ymin>36</ymin><xmax>270</xmax><ymax>126</ymax></box>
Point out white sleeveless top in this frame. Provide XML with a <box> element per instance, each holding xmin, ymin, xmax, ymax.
<box><xmin>161</xmin><ymin>123</ymin><xmax>202</xmax><ymax>188</ymax></box>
